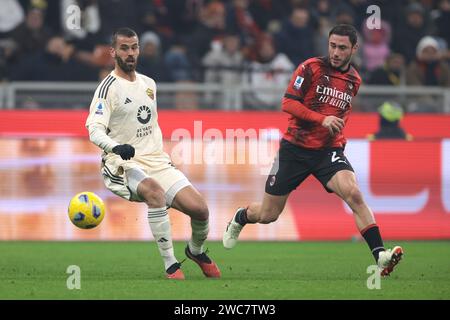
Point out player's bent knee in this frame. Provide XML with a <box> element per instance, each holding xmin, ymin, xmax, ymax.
<box><xmin>188</xmin><ymin>202</ymin><xmax>209</xmax><ymax>221</ymax></box>
<box><xmin>344</xmin><ymin>186</ymin><xmax>365</xmax><ymax>208</ymax></box>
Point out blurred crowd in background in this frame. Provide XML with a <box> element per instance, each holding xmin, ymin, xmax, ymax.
<box><xmin>0</xmin><ymin>0</ymin><xmax>450</xmax><ymax>90</ymax></box>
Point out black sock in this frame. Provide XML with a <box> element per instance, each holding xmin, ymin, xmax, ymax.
<box><xmin>234</xmin><ymin>208</ymin><xmax>249</xmax><ymax>226</ymax></box>
<box><xmin>361</xmin><ymin>224</ymin><xmax>385</xmax><ymax>262</ymax></box>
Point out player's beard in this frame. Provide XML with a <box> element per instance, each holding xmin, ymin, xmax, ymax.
<box><xmin>116</xmin><ymin>55</ymin><xmax>137</xmax><ymax>73</ymax></box>
<box><xmin>333</xmin><ymin>53</ymin><xmax>352</xmax><ymax>71</ymax></box>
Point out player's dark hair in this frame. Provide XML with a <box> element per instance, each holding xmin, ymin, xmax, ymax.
<box><xmin>111</xmin><ymin>27</ymin><xmax>138</xmax><ymax>47</ymax></box>
<box><xmin>329</xmin><ymin>24</ymin><xmax>358</xmax><ymax>46</ymax></box>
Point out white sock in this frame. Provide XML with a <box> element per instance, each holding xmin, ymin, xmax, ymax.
<box><xmin>188</xmin><ymin>218</ymin><xmax>209</xmax><ymax>255</ymax></box>
<box><xmin>147</xmin><ymin>207</ymin><xmax>178</xmax><ymax>271</ymax></box>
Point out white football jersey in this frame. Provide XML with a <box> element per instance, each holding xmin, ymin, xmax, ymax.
<box><xmin>86</xmin><ymin>70</ymin><xmax>165</xmax><ymax>157</ymax></box>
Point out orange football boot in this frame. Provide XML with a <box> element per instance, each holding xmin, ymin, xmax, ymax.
<box><xmin>185</xmin><ymin>246</ymin><xmax>221</xmax><ymax>278</ymax></box>
<box><xmin>166</xmin><ymin>262</ymin><xmax>185</xmax><ymax>280</ymax></box>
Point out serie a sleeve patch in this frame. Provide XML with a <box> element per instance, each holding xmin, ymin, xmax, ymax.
<box><xmin>293</xmin><ymin>75</ymin><xmax>304</xmax><ymax>90</ymax></box>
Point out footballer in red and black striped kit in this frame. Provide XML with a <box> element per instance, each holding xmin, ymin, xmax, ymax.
<box><xmin>282</xmin><ymin>55</ymin><xmax>361</xmax><ymax>149</ymax></box>
<box><xmin>223</xmin><ymin>24</ymin><xmax>404</xmax><ymax>277</ymax></box>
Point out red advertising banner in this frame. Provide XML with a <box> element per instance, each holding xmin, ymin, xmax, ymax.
<box><xmin>0</xmin><ymin>111</ymin><xmax>449</xmax><ymax>240</ymax></box>
<box><xmin>1</xmin><ymin>110</ymin><xmax>450</xmax><ymax>139</ymax></box>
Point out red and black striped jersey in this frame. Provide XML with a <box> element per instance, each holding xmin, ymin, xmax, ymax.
<box><xmin>282</xmin><ymin>56</ymin><xmax>361</xmax><ymax>149</ymax></box>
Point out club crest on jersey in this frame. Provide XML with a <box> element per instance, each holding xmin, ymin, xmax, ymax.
<box><xmin>293</xmin><ymin>76</ymin><xmax>304</xmax><ymax>90</ymax></box>
<box><xmin>95</xmin><ymin>102</ymin><xmax>103</xmax><ymax>115</ymax></box>
<box><xmin>146</xmin><ymin>88</ymin><xmax>154</xmax><ymax>100</ymax></box>
<box><xmin>137</xmin><ymin>105</ymin><xmax>151</xmax><ymax>124</ymax></box>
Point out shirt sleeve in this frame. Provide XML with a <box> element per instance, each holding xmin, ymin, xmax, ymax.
<box><xmin>284</xmin><ymin>61</ymin><xmax>314</xmax><ymax>103</ymax></box>
<box><xmin>281</xmin><ymin>97</ymin><xmax>325</xmax><ymax>124</ymax></box>
<box><xmin>85</xmin><ymin>81</ymin><xmax>115</xmax><ymax>129</ymax></box>
<box><xmin>87</xmin><ymin>123</ymin><xmax>119</xmax><ymax>153</ymax></box>
<box><xmin>281</xmin><ymin>60</ymin><xmax>325</xmax><ymax>124</ymax></box>
<box><xmin>85</xmin><ymin>78</ymin><xmax>117</xmax><ymax>152</ymax></box>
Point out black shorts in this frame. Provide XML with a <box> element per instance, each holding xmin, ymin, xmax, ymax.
<box><xmin>265</xmin><ymin>139</ymin><xmax>354</xmax><ymax>196</ymax></box>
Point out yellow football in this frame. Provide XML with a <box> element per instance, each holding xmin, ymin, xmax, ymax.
<box><xmin>68</xmin><ymin>192</ymin><xmax>105</xmax><ymax>229</ymax></box>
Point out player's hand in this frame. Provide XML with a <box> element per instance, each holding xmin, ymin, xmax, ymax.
<box><xmin>322</xmin><ymin>116</ymin><xmax>345</xmax><ymax>135</ymax></box>
<box><xmin>112</xmin><ymin>144</ymin><xmax>135</xmax><ymax>160</ymax></box>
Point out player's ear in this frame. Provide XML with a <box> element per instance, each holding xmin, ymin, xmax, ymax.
<box><xmin>109</xmin><ymin>46</ymin><xmax>115</xmax><ymax>58</ymax></box>
<box><xmin>352</xmin><ymin>43</ymin><xmax>359</xmax><ymax>53</ymax></box>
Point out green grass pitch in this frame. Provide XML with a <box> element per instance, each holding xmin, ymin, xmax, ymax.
<box><xmin>0</xmin><ymin>241</ymin><xmax>449</xmax><ymax>300</ymax></box>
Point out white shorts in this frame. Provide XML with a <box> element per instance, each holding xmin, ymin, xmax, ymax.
<box><xmin>101</xmin><ymin>154</ymin><xmax>191</xmax><ymax>206</ymax></box>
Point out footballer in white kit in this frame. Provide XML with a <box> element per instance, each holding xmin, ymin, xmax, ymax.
<box><xmin>86</xmin><ymin>28</ymin><xmax>221</xmax><ymax>280</ymax></box>
<box><xmin>86</xmin><ymin>69</ymin><xmax>188</xmax><ymax>204</ymax></box>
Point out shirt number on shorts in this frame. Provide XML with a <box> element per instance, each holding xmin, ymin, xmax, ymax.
<box><xmin>331</xmin><ymin>151</ymin><xmax>347</xmax><ymax>164</ymax></box>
